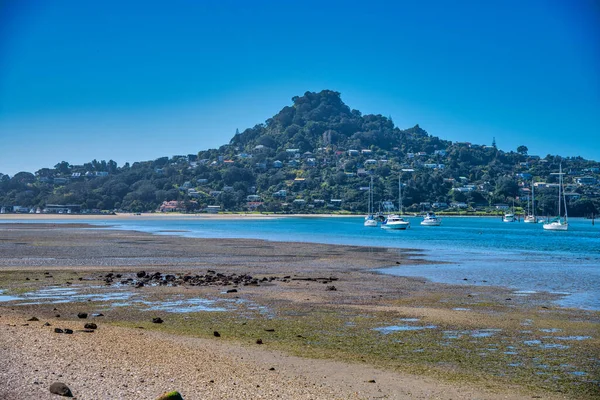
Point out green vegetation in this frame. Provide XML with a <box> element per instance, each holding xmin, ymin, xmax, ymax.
<box><xmin>1</xmin><ymin>90</ymin><xmax>599</xmax><ymax>216</ymax></box>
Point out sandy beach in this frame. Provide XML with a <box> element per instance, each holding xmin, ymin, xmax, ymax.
<box><xmin>0</xmin><ymin>222</ymin><xmax>598</xmax><ymax>399</ymax></box>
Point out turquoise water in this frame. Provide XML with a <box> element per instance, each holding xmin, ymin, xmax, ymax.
<box><xmin>2</xmin><ymin>216</ymin><xmax>599</xmax><ymax>310</ymax></box>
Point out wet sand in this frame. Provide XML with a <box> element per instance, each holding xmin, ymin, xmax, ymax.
<box><xmin>0</xmin><ymin>223</ymin><xmax>597</xmax><ymax>399</ymax></box>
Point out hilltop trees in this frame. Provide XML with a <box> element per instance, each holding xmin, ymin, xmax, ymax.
<box><xmin>0</xmin><ymin>90</ymin><xmax>598</xmax><ymax>216</ymax></box>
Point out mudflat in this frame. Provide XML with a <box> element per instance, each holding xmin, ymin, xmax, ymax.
<box><xmin>0</xmin><ymin>223</ymin><xmax>598</xmax><ymax>399</ymax></box>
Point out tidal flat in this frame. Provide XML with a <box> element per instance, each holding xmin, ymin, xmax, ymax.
<box><xmin>0</xmin><ymin>223</ymin><xmax>598</xmax><ymax>399</ymax></box>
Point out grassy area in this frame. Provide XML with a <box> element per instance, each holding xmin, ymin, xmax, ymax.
<box><xmin>1</xmin><ymin>269</ymin><xmax>598</xmax><ymax>399</ymax></box>
<box><xmin>111</xmin><ymin>299</ymin><xmax>599</xmax><ymax>399</ymax></box>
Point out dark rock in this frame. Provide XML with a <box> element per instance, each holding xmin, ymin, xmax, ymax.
<box><xmin>152</xmin><ymin>317</ymin><xmax>164</xmax><ymax>324</ymax></box>
<box><xmin>44</xmin><ymin>322</ymin><xmax>51</xmax><ymax>326</ymax></box>
<box><xmin>84</xmin><ymin>323</ymin><xmax>97</xmax><ymax>330</ymax></box>
<box><xmin>49</xmin><ymin>382</ymin><xmax>73</xmax><ymax>397</ymax></box>
<box><xmin>28</xmin><ymin>317</ymin><xmax>39</xmax><ymax>321</ymax></box>
<box><xmin>213</xmin><ymin>331</ymin><xmax>220</xmax><ymax>337</ymax></box>
<box><xmin>25</xmin><ymin>277</ymin><xmax>30</xmax><ymax>280</ymax></box>
<box><xmin>256</xmin><ymin>339</ymin><xmax>263</xmax><ymax>344</ymax></box>
<box><xmin>326</xmin><ymin>285</ymin><xmax>337</xmax><ymax>291</ymax></box>
<box><xmin>55</xmin><ymin>314</ymin><xmax>61</xmax><ymax>318</ymax></box>
<box><xmin>77</xmin><ymin>313</ymin><xmax>88</xmax><ymax>319</ymax></box>
<box><xmin>156</xmin><ymin>391</ymin><xmax>184</xmax><ymax>400</ymax></box>
<box><xmin>226</xmin><ymin>289</ymin><xmax>238</xmax><ymax>293</ymax></box>
<box><xmin>264</xmin><ymin>329</ymin><xmax>275</xmax><ymax>332</ymax></box>
<box><xmin>54</xmin><ymin>328</ymin><xmax>64</xmax><ymax>333</ymax></box>
<box><xmin>368</xmin><ymin>379</ymin><xmax>376</xmax><ymax>383</ymax></box>
<box><xmin>269</xmin><ymin>367</ymin><xmax>275</xmax><ymax>371</ymax></box>
<box><xmin>64</xmin><ymin>329</ymin><xmax>73</xmax><ymax>334</ymax></box>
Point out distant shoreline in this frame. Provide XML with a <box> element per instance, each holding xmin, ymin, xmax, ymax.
<box><xmin>0</xmin><ymin>212</ymin><xmax>512</xmax><ymax>221</ymax></box>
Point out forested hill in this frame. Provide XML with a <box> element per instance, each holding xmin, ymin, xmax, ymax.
<box><xmin>1</xmin><ymin>90</ymin><xmax>599</xmax><ymax>216</ymax></box>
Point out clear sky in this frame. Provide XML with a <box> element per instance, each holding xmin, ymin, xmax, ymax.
<box><xmin>1</xmin><ymin>0</ymin><xmax>599</xmax><ymax>176</ymax></box>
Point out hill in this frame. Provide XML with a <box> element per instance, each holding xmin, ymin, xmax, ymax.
<box><xmin>1</xmin><ymin>90</ymin><xmax>599</xmax><ymax>216</ymax></box>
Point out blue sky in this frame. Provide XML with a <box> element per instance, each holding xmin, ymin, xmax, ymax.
<box><xmin>1</xmin><ymin>0</ymin><xmax>599</xmax><ymax>176</ymax></box>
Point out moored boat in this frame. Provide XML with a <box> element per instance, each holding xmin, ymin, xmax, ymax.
<box><xmin>420</xmin><ymin>212</ymin><xmax>441</xmax><ymax>226</ymax></box>
<box><xmin>543</xmin><ymin>164</ymin><xmax>568</xmax><ymax>231</ymax></box>
<box><xmin>381</xmin><ymin>173</ymin><xmax>410</xmax><ymax>230</ymax></box>
<box><xmin>364</xmin><ymin>176</ymin><xmax>378</xmax><ymax>227</ymax></box>
<box><xmin>381</xmin><ymin>214</ymin><xmax>410</xmax><ymax>230</ymax></box>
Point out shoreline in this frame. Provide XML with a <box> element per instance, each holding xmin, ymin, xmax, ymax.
<box><xmin>1</xmin><ymin>223</ymin><xmax>598</xmax><ymax>399</ymax></box>
<box><xmin>0</xmin><ymin>212</ymin><xmax>516</xmax><ymax>221</ymax></box>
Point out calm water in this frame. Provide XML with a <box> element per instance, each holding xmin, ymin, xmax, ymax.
<box><xmin>2</xmin><ymin>216</ymin><xmax>599</xmax><ymax>310</ymax></box>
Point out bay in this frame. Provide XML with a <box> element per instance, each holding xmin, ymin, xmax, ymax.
<box><xmin>2</xmin><ymin>216</ymin><xmax>599</xmax><ymax>310</ymax></box>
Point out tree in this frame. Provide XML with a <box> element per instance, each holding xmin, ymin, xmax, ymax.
<box><xmin>517</xmin><ymin>145</ymin><xmax>528</xmax><ymax>155</ymax></box>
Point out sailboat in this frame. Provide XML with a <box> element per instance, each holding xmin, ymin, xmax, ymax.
<box><xmin>543</xmin><ymin>164</ymin><xmax>568</xmax><ymax>231</ymax></box>
<box><xmin>381</xmin><ymin>174</ymin><xmax>410</xmax><ymax>230</ymax></box>
<box><xmin>524</xmin><ymin>180</ymin><xmax>536</xmax><ymax>223</ymax></box>
<box><xmin>364</xmin><ymin>176</ymin><xmax>378</xmax><ymax>227</ymax></box>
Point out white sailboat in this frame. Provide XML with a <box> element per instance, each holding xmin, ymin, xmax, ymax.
<box><xmin>524</xmin><ymin>181</ymin><xmax>536</xmax><ymax>223</ymax></box>
<box><xmin>381</xmin><ymin>174</ymin><xmax>410</xmax><ymax>230</ymax></box>
<box><xmin>543</xmin><ymin>164</ymin><xmax>568</xmax><ymax>231</ymax></box>
<box><xmin>364</xmin><ymin>176</ymin><xmax>378</xmax><ymax>227</ymax></box>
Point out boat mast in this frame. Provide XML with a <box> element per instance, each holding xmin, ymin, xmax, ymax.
<box><xmin>532</xmin><ymin>179</ymin><xmax>535</xmax><ymax>219</ymax></box>
<box><xmin>561</xmin><ymin>165</ymin><xmax>568</xmax><ymax>223</ymax></box>
<box><xmin>557</xmin><ymin>164</ymin><xmax>562</xmax><ymax>219</ymax></box>
<box><xmin>398</xmin><ymin>174</ymin><xmax>403</xmax><ymax>215</ymax></box>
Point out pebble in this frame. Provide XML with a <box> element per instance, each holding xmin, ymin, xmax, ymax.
<box><xmin>49</xmin><ymin>382</ymin><xmax>73</xmax><ymax>397</ymax></box>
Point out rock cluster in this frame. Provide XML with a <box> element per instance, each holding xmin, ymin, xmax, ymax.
<box><xmin>103</xmin><ymin>270</ymin><xmax>302</xmax><ymax>289</ymax></box>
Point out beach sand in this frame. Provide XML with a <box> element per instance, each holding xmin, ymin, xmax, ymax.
<box><xmin>0</xmin><ymin>222</ymin><xmax>597</xmax><ymax>399</ymax></box>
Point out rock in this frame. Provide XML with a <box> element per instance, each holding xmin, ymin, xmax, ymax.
<box><xmin>213</xmin><ymin>331</ymin><xmax>220</xmax><ymax>337</ymax></box>
<box><xmin>84</xmin><ymin>323</ymin><xmax>97</xmax><ymax>330</ymax></box>
<box><xmin>368</xmin><ymin>379</ymin><xmax>376</xmax><ymax>383</ymax></box>
<box><xmin>326</xmin><ymin>285</ymin><xmax>337</xmax><ymax>291</ymax></box>
<box><xmin>256</xmin><ymin>339</ymin><xmax>263</xmax><ymax>344</ymax></box>
<box><xmin>49</xmin><ymin>382</ymin><xmax>73</xmax><ymax>397</ymax></box>
<box><xmin>269</xmin><ymin>367</ymin><xmax>275</xmax><ymax>371</ymax></box>
<box><xmin>152</xmin><ymin>317</ymin><xmax>164</xmax><ymax>324</ymax></box>
<box><xmin>54</xmin><ymin>328</ymin><xmax>64</xmax><ymax>333</ymax></box>
<box><xmin>92</xmin><ymin>313</ymin><xmax>104</xmax><ymax>317</ymax></box>
<box><xmin>156</xmin><ymin>391</ymin><xmax>184</xmax><ymax>400</ymax></box>
<box><xmin>55</xmin><ymin>314</ymin><xmax>61</xmax><ymax>318</ymax></box>
<box><xmin>64</xmin><ymin>329</ymin><xmax>73</xmax><ymax>334</ymax></box>
<box><xmin>226</xmin><ymin>289</ymin><xmax>238</xmax><ymax>293</ymax></box>
<box><xmin>77</xmin><ymin>313</ymin><xmax>88</xmax><ymax>319</ymax></box>
<box><xmin>28</xmin><ymin>317</ymin><xmax>39</xmax><ymax>321</ymax></box>
<box><xmin>137</xmin><ymin>271</ymin><xmax>146</xmax><ymax>278</ymax></box>
<box><xmin>44</xmin><ymin>322</ymin><xmax>51</xmax><ymax>326</ymax></box>
<box><xmin>264</xmin><ymin>329</ymin><xmax>275</xmax><ymax>332</ymax></box>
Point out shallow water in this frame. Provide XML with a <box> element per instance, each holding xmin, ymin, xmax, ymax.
<box><xmin>0</xmin><ymin>285</ymin><xmax>229</xmax><ymax>313</ymax></box>
<box><xmin>3</xmin><ymin>216</ymin><xmax>599</xmax><ymax>310</ymax></box>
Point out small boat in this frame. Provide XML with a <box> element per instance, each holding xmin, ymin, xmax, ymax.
<box><xmin>381</xmin><ymin>214</ymin><xmax>410</xmax><ymax>230</ymax></box>
<box><xmin>381</xmin><ymin>174</ymin><xmax>410</xmax><ymax>230</ymax></box>
<box><xmin>524</xmin><ymin>180</ymin><xmax>536</xmax><ymax>223</ymax></box>
<box><xmin>503</xmin><ymin>213</ymin><xmax>516</xmax><ymax>222</ymax></box>
<box><xmin>420</xmin><ymin>212</ymin><xmax>441</xmax><ymax>226</ymax></box>
<box><xmin>503</xmin><ymin>200</ymin><xmax>516</xmax><ymax>222</ymax></box>
<box><xmin>543</xmin><ymin>164</ymin><xmax>568</xmax><ymax>231</ymax></box>
<box><xmin>364</xmin><ymin>176</ymin><xmax>378</xmax><ymax>227</ymax></box>
<box><xmin>364</xmin><ymin>215</ymin><xmax>378</xmax><ymax>227</ymax></box>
